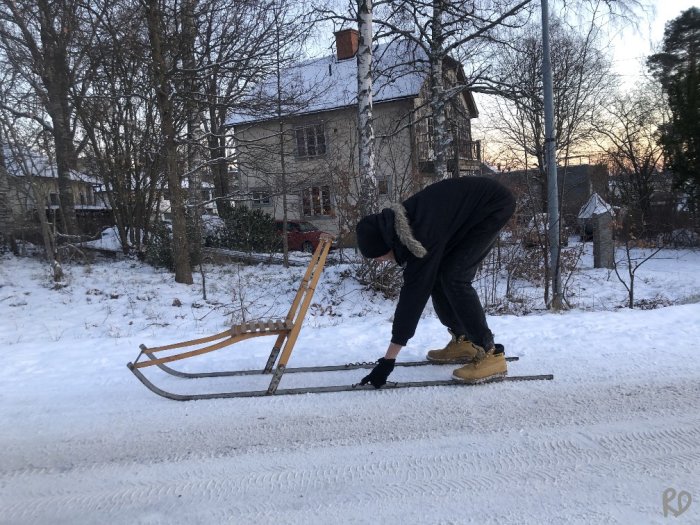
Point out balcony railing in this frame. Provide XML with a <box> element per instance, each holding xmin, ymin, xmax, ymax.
<box><xmin>454</xmin><ymin>140</ymin><xmax>481</xmax><ymax>162</ymax></box>
<box><xmin>417</xmin><ymin>139</ymin><xmax>481</xmax><ymax>174</ymax></box>
<box><xmin>417</xmin><ymin>139</ymin><xmax>481</xmax><ymax>163</ymax></box>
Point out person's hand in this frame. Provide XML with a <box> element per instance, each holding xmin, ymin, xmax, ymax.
<box><xmin>360</xmin><ymin>358</ymin><xmax>396</xmax><ymax>388</ymax></box>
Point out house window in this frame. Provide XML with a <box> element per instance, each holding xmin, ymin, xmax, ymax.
<box><xmin>252</xmin><ymin>190</ymin><xmax>271</xmax><ymax>207</ymax></box>
<box><xmin>426</xmin><ymin>117</ymin><xmax>434</xmax><ymax>150</ymax></box>
<box><xmin>295</xmin><ymin>124</ymin><xmax>326</xmax><ymax>158</ymax></box>
<box><xmin>377</xmin><ymin>178</ymin><xmax>389</xmax><ymax>196</ymax></box>
<box><xmin>302</xmin><ymin>185</ymin><xmax>332</xmax><ymax>216</ymax></box>
<box><xmin>79</xmin><ymin>193</ymin><xmax>86</xmax><ymax>205</ymax></box>
<box><xmin>0</xmin><ymin>192</ymin><xmax>10</xmax><ymax>221</ymax></box>
<box><xmin>417</xmin><ymin>116</ymin><xmax>435</xmax><ymax>162</ymax></box>
<box><xmin>200</xmin><ymin>189</ymin><xmax>211</xmax><ymax>203</ymax></box>
<box><xmin>48</xmin><ymin>192</ymin><xmax>59</xmax><ymax>207</ymax></box>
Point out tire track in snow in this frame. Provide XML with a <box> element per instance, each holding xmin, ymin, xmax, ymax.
<box><xmin>3</xmin><ymin>419</ymin><xmax>700</xmax><ymax>523</ymax></box>
<box><xmin>2</xmin><ymin>375</ymin><xmax>698</xmax><ymax>478</ymax></box>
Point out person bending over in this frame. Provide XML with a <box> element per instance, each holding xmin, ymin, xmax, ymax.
<box><xmin>355</xmin><ymin>176</ymin><xmax>516</xmax><ymax>388</ymax></box>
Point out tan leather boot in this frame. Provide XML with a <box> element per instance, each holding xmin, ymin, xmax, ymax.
<box><xmin>452</xmin><ymin>348</ymin><xmax>507</xmax><ymax>384</ymax></box>
<box><xmin>426</xmin><ymin>330</ymin><xmax>483</xmax><ymax>363</ymax></box>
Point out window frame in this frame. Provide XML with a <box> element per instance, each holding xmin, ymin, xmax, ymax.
<box><xmin>377</xmin><ymin>177</ymin><xmax>390</xmax><ymax>196</ymax></box>
<box><xmin>301</xmin><ymin>185</ymin><xmax>332</xmax><ymax>217</ymax></box>
<box><xmin>251</xmin><ymin>190</ymin><xmax>271</xmax><ymax>208</ymax></box>
<box><xmin>294</xmin><ymin>123</ymin><xmax>327</xmax><ymax>159</ymax></box>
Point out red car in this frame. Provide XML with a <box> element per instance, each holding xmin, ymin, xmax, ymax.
<box><xmin>275</xmin><ymin>220</ymin><xmax>331</xmax><ymax>252</ymax></box>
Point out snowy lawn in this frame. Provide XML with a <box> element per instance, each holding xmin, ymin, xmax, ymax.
<box><xmin>1</xmin><ymin>246</ymin><xmax>699</xmax><ymax>525</ymax></box>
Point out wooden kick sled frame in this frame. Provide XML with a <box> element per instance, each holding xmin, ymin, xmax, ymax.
<box><xmin>128</xmin><ymin>235</ymin><xmax>553</xmax><ymax>401</ymax></box>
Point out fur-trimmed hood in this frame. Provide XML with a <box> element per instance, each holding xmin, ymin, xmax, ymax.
<box><xmin>356</xmin><ymin>203</ymin><xmax>428</xmax><ymax>260</ymax></box>
<box><xmin>387</xmin><ymin>203</ymin><xmax>427</xmax><ymax>258</ymax></box>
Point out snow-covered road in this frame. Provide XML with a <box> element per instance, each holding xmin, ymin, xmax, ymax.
<box><xmin>2</xmin><ymin>302</ymin><xmax>699</xmax><ymax>525</ymax></box>
<box><xmin>2</xmin><ymin>252</ymin><xmax>700</xmax><ymax>524</ymax></box>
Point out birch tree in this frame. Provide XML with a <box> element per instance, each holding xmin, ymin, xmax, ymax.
<box><xmin>374</xmin><ymin>0</ymin><xmax>535</xmax><ymax>179</ymax></box>
<box><xmin>357</xmin><ymin>0</ymin><xmax>377</xmax><ymax>216</ymax></box>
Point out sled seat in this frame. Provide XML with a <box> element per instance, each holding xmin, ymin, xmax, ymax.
<box><xmin>128</xmin><ymin>235</ymin><xmax>334</xmax><ymax>390</ymax></box>
<box><xmin>231</xmin><ymin>319</ymin><xmax>292</xmax><ymax>336</ymax></box>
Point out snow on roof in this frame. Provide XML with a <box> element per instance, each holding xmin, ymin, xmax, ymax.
<box><xmin>3</xmin><ymin>146</ymin><xmax>57</xmax><ymax>179</ymax></box>
<box><xmin>2</xmin><ymin>145</ymin><xmax>95</xmax><ymax>184</ymax></box>
<box><xmin>578</xmin><ymin>193</ymin><xmax>614</xmax><ymax>219</ymax></box>
<box><xmin>228</xmin><ymin>39</ymin><xmax>428</xmax><ymax>126</ymax></box>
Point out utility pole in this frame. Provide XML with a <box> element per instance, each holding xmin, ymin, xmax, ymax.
<box><xmin>541</xmin><ymin>0</ymin><xmax>562</xmax><ymax>308</ymax></box>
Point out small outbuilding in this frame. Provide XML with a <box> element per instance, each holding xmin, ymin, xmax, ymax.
<box><xmin>578</xmin><ymin>193</ymin><xmax>615</xmax><ymax>268</ymax></box>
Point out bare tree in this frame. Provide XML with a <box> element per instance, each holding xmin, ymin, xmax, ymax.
<box><xmin>0</xmin><ymin>99</ymin><xmax>63</xmax><ymax>280</ymax></box>
<box><xmin>76</xmin><ymin>0</ymin><xmax>162</xmax><ymax>254</ymax></box>
<box><xmin>612</xmin><ymin>222</ymin><xmax>664</xmax><ymax>308</ymax></box>
<box><xmin>231</xmin><ymin>2</ymin><xmax>328</xmax><ymax>264</ymax></box>
<box><xmin>487</xmin><ymin>17</ymin><xmax>612</xmax><ymax>183</ymax></box>
<box><xmin>72</xmin><ymin>0</ymin><xmax>281</xmax><ymax>268</ymax></box>
<box><xmin>268</xmin><ymin>1</ymin><xmax>316</xmax><ymax>264</ymax></box>
<box><xmin>374</xmin><ymin>0</ymin><xmax>535</xmax><ymax>179</ymax></box>
<box><xmin>594</xmin><ymin>84</ymin><xmax>667</xmax><ymax>236</ymax></box>
<box><xmin>0</xmin><ymin>0</ymin><xmax>96</xmax><ymax>236</ymax></box>
<box><xmin>483</xmin><ymin>15</ymin><xmax>613</xmax><ymax>305</ymax></box>
<box><xmin>142</xmin><ymin>0</ymin><xmax>193</xmax><ymax>284</ymax></box>
<box><xmin>195</xmin><ymin>0</ymin><xmax>278</xmax><ymax>220</ymax></box>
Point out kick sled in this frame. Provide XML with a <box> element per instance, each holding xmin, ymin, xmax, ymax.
<box><xmin>128</xmin><ymin>235</ymin><xmax>552</xmax><ymax>401</ymax></box>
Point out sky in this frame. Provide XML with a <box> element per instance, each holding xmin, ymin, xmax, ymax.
<box><xmin>470</xmin><ymin>0</ymin><xmax>699</xmax><ymax>165</ymax></box>
<box><xmin>609</xmin><ymin>0</ymin><xmax>698</xmax><ymax>86</ymax></box>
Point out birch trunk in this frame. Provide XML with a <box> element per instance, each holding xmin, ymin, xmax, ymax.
<box><xmin>357</xmin><ymin>0</ymin><xmax>376</xmax><ymax>216</ymax></box>
<box><xmin>430</xmin><ymin>0</ymin><xmax>448</xmax><ymax>179</ymax></box>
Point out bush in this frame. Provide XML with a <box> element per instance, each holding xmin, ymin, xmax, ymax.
<box><xmin>144</xmin><ymin>217</ymin><xmax>202</xmax><ymax>270</ymax></box>
<box><xmin>207</xmin><ymin>206</ymin><xmax>279</xmax><ymax>253</ymax></box>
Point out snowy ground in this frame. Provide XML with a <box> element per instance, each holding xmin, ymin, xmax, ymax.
<box><xmin>1</xmin><ymin>244</ymin><xmax>699</xmax><ymax>525</ymax></box>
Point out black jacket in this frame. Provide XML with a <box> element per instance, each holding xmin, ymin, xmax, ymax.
<box><xmin>375</xmin><ymin>177</ymin><xmax>516</xmax><ymax>346</ymax></box>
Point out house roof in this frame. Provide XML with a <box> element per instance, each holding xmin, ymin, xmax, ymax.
<box><xmin>228</xmin><ymin>39</ymin><xmax>476</xmax><ymax>126</ymax></box>
<box><xmin>578</xmin><ymin>193</ymin><xmax>614</xmax><ymax>219</ymax></box>
<box><xmin>3</xmin><ymin>145</ymin><xmax>58</xmax><ymax>179</ymax></box>
<box><xmin>2</xmin><ymin>145</ymin><xmax>96</xmax><ymax>185</ymax></box>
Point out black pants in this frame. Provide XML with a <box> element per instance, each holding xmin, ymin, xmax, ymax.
<box><xmin>430</xmin><ymin>205</ymin><xmax>514</xmax><ymax>349</ymax></box>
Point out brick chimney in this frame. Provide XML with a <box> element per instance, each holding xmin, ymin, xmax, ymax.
<box><xmin>334</xmin><ymin>29</ymin><xmax>359</xmax><ymax>60</ymax></box>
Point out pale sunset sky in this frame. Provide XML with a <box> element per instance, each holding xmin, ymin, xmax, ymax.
<box><xmin>472</xmin><ymin>0</ymin><xmax>698</xmax><ymax>164</ymax></box>
<box><xmin>611</xmin><ymin>0</ymin><xmax>697</xmax><ymax>86</ymax></box>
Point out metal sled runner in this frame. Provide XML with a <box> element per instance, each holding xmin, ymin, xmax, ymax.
<box><xmin>128</xmin><ymin>235</ymin><xmax>553</xmax><ymax>401</ymax></box>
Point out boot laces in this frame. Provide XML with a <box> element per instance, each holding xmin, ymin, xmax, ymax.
<box><xmin>472</xmin><ymin>346</ymin><xmax>488</xmax><ymax>364</ymax></box>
